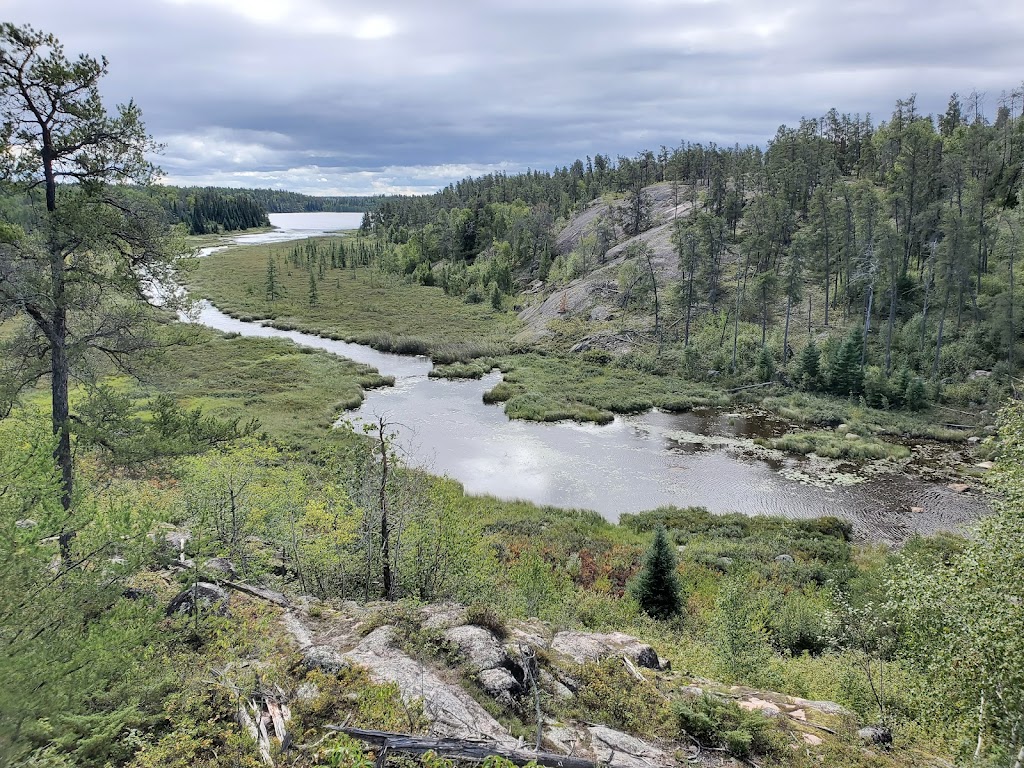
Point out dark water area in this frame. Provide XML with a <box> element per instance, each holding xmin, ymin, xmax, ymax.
<box><xmin>189</xmin><ymin>214</ymin><xmax>991</xmax><ymax>544</ymax></box>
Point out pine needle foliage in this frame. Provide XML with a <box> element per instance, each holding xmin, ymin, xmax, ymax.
<box><xmin>631</xmin><ymin>524</ymin><xmax>683</xmax><ymax>620</ymax></box>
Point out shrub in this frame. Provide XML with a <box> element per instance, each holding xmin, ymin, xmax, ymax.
<box><xmin>673</xmin><ymin>694</ymin><xmax>780</xmax><ymax>758</ymax></box>
<box><xmin>464</xmin><ymin>602</ymin><xmax>508</xmax><ymax>640</ymax></box>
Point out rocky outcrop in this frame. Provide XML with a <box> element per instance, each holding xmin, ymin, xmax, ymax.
<box><xmin>517</xmin><ymin>183</ymin><xmax>695</xmax><ymax>343</ymax></box>
<box><xmin>444</xmin><ymin>625</ymin><xmax>508</xmax><ymax>672</ymax></box>
<box><xmin>550</xmin><ymin>630</ymin><xmax>664</xmax><ymax>670</ymax></box>
<box><xmin>166</xmin><ymin>582</ymin><xmax>229</xmax><ymax>616</ymax></box>
<box><xmin>204</xmin><ymin>557</ymin><xmax>237</xmax><ymax>578</ymax></box>
<box><xmin>266</xmin><ymin>596</ymin><xmax>856</xmax><ymax>766</ymax></box>
<box><xmin>343</xmin><ymin>626</ymin><xmax>519</xmax><ymax>746</ymax></box>
<box><xmin>546</xmin><ymin>723</ymin><xmax>674</xmax><ymax>768</ymax></box>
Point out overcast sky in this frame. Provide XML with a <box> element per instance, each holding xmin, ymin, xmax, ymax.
<box><xmin>4</xmin><ymin>0</ymin><xmax>1023</xmax><ymax>195</ymax></box>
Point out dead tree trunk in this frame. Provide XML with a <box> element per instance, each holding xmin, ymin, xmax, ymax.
<box><xmin>327</xmin><ymin>727</ymin><xmax>597</xmax><ymax>768</ymax></box>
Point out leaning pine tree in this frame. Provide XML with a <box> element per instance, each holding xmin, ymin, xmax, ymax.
<box><xmin>631</xmin><ymin>525</ymin><xmax>683</xmax><ymax>620</ymax></box>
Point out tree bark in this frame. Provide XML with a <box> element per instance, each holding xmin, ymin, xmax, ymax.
<box><xmin>684</xmin><ymin>266</ymin><xmax>694</xmax><ymax>346</ymax></box>
<box><xmin>933</xmin><ymin>263</ymin><xmax>953</xmax><ymax>378</ymax></box>
<box><xmin>884</xmin><ymin>270</ymin><xmax>897</xmax><ymax>375</ymax></box>
<box><xmin>820</xmin><ymin>193</ymin><xmax>832</xmax><ymax>327</ymax></box>
<box><xmin>377</xmin><ymin>418</ymin><xmax>393</xmax><ymax>601</ymax></box>
<box><xmin>328</xmin><ymin>727</ymin><xmax>597</xmax><ymax>768</ymax></box>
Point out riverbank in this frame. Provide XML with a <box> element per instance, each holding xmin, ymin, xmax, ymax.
<box><xmin>188</xmin><ymin>235</ymin><xmax>521</xmax><ymax>362</ymax></box>
<box><xmin>188</xmin><ymin>232</ymin><xmax>991</xmax><ymax>440</ymax></box>
<box><xmin>179</xmin><ymin>220</ymin><xmax>993</xmax><ymax>541</ymax></box>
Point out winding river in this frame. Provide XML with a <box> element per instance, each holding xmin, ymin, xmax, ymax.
<box><xmin>192</xmin><ymin>213</ymin><xmax>991</xmax><ymax>543</ymax></box>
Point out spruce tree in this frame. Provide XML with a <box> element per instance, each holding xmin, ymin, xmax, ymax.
<box><xmin>798</xmin><ymin>340</ymin><xmax>821</xmax><ymax>390</ymax></box>
<box><xmin>631</xmin><ymin>525</ymin><xmax>683</xmax><ymax>620</ymax></box>
<box><xmin>308</xmin><ymin>269</ymin><xmax>319</xmax><ymax>307</ymax></box>
<box><xmin>265</xmin><ymin>255</ymin><xmax>280</xmax><ymax>302</ymax></box>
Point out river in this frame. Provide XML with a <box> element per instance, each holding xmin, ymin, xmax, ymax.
<box><xmin>190</xmin><ymin>212</ymin><xmax>991</xmax><ymax>543</ymax></box>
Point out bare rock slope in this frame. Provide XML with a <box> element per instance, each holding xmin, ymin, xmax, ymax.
<box><xmin>278</xmin><ymin>598</ymin><xmax>857</xmax><ymax>768</ymax></box>
<box><xmin>518</xmin><ymin>183</ymin><xmax>695</xmax><ymax>346</ymax></box>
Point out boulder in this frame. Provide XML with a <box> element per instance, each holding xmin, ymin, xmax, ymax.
<box><xmin>551</xmin><ymin>631</ymin><xmax>661</xmax><ymax>670</ymax></box>
<box><xmin>165</xmin><ymin>582</ymin><xmax>229</xmax><ymax>617</ymax></box>
<box><xmin>948</xmin><ymin>483</ymin><xmax>970</xmax><ymax>493</ymax></box>
<box><xmin>301</xmin><ymin>645</ymin><xmax>349</xmax><ymax>674</ymax></box>
<box><xmin>204</xmin><ymin>557</ymin><xmax>237</xmax><ymax>579</ymax></box>
<box><xmin>478</xmin><ymin>667</ymin><xmax>521</xmax><ymax>707</ymax></box>
<box><xmin>738</xmin><ymin>697</ymin><xmax>782</xmax><ymax>717</ymax></box>
<box><xmin>858</xmin><ymin>725</ymin><xmax>893</xmax><ymax>746</ymax></box>
<box><xmin>588</xmin><ymin>725</ymin><xmax>674</xmax><ymax>768</ymax></box>
<box><xmin>420</xmin><ymin>603</ymin><xmax>466</xmax><ymax>630</ymax></box>
<box><xmin>445</xmin><ymin>625</ymin><xmax>507</xmax><ymax>672</ymax></box>
<box><xmin>774</xmin><ymin>554</ymin><xmax>795</xmax><ymax>564</ymax></box>
<box><xmin>15</xmin><ymin>519</ymin><xmax>37</xmax><ymax>529</ymax></box>
<box><xmin>164</xmin><ymin>530</ymin><xmax>190</xmax><ymax>551</ymax></box>
<box><xmin>544</xmin><ymin>724</ymin><xmax>672</xmax><ymax>768</ymax></box>
<box><xmin>540</xmin><ymin>670</ymin><xmax>573</xmax><ymax>700</ymax></box>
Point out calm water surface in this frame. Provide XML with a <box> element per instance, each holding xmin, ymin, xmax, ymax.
<box><xmin>192</xmin><ymin>213</ymin><xmax>990</xmax><ymax>543</ymax></box>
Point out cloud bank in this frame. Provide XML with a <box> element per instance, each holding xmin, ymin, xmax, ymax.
<box><xmin>5</xmin><ymin>0</ymin><xmax>1022</xmax><ymax>194</ymax></box>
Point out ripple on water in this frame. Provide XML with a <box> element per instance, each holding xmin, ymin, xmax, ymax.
<box><xmin>189</xmin><ymin>214</ymin><xmax>991</xmax><ymax>543</ymax></box>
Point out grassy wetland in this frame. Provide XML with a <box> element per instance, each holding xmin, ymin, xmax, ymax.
<box><xmin>188</xmin><ymin>236</ymin><xmax>522</xmax><ymax>362</ymax></box>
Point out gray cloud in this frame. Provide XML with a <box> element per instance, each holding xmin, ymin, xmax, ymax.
<box><xmin>5</xmin><ymin>0</ymin><xmax>1022</xmax><ymax>194</ymax></box>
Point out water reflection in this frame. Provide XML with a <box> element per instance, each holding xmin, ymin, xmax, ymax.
<box><xmin>187</xmin><ymin>214</ymin><xmax>990</xmax><ymax>543</ymax></box>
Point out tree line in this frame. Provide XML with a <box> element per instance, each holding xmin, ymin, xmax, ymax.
<box><xmin>358</xmin><ymin>89</ymin><xmax>1024</xmax><ymax>408</ymax></box>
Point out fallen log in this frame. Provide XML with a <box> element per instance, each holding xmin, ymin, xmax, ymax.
<box><xmin>326</xmin><ymin>726</ymin><xmax>597</xmax><ymax>768</ymax></box>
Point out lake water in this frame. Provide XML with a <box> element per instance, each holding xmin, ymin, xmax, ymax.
<box><xmin>191</xmin><ymin>213</ymin><xmax>991</xmax><ymax>543</ymax></box>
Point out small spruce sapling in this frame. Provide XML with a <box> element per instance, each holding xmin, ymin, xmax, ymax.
<box><xmin>631</xmin><ymin>525</ymin><xmax>683</xmax><ymax>620</ymax></box>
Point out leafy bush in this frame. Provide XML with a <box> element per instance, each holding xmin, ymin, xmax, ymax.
<box><xmin>673</xmin><ymin>694</ymin><xmax>780</xmax><ymax>758</ymax></box>
<box><xmin>563</xmin><ymin>659</ymin><xmax>675</xmax><ymax>737</ymax></box>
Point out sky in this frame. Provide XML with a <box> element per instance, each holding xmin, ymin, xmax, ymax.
<box><xmin>4</xmin><ymin>0</ymin><xmax>1023</xmax><ymax>196</ymax></box>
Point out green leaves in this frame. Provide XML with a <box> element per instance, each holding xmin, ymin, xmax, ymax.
<box><xmin>890</xmin><ymin>401</ymin><xmax>1024</xmax><ymax>758</ymax></box>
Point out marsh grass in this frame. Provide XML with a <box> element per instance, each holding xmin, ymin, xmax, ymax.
<box><xmin>190</xmin><ymin>238</ymin><xmax>522</xmax><ymax>356</ymax></box>
<box><xmin>764</xmin><ymin>392</ymin><xmax>971</xmax><ymax>441</ymax></box>
<box><xmin>481</xmin><ymin>352</ymin><xmax>732</xmax><ymax>424</ymax></box>
<box><xmin>140</xmin><ymin>326</ymin><xmax>391</xmax><ymax>446</ymax></box>
<box><xmin>772</xmin><ymin>431</ymin><xmax>912</xmax><ymax>461</ymax></box>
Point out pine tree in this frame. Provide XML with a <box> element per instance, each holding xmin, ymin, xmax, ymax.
<box><xmin>631</xmin><ymin>525</ymin><xmax>683</xmax><ymax>620</ymax></box>
<box><xmin>829</xmin><ymin>330</ymin><xmax>864</xmax><ymax>396</ymax></box>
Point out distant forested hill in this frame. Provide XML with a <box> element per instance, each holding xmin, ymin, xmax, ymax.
<box><xmin>152</xmin><ymin>186</ymin><xmax>270</xmax><ymax>234</ymax></box>
<box><xmin>356</xmin><ymin>90</ymin><xmax>1024</xmax><ymax>410</ymax></box>
<box><xmin>241</xmin><ymin>188</ymin><xmax>381</xmax><ymax>213</ymax></box>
